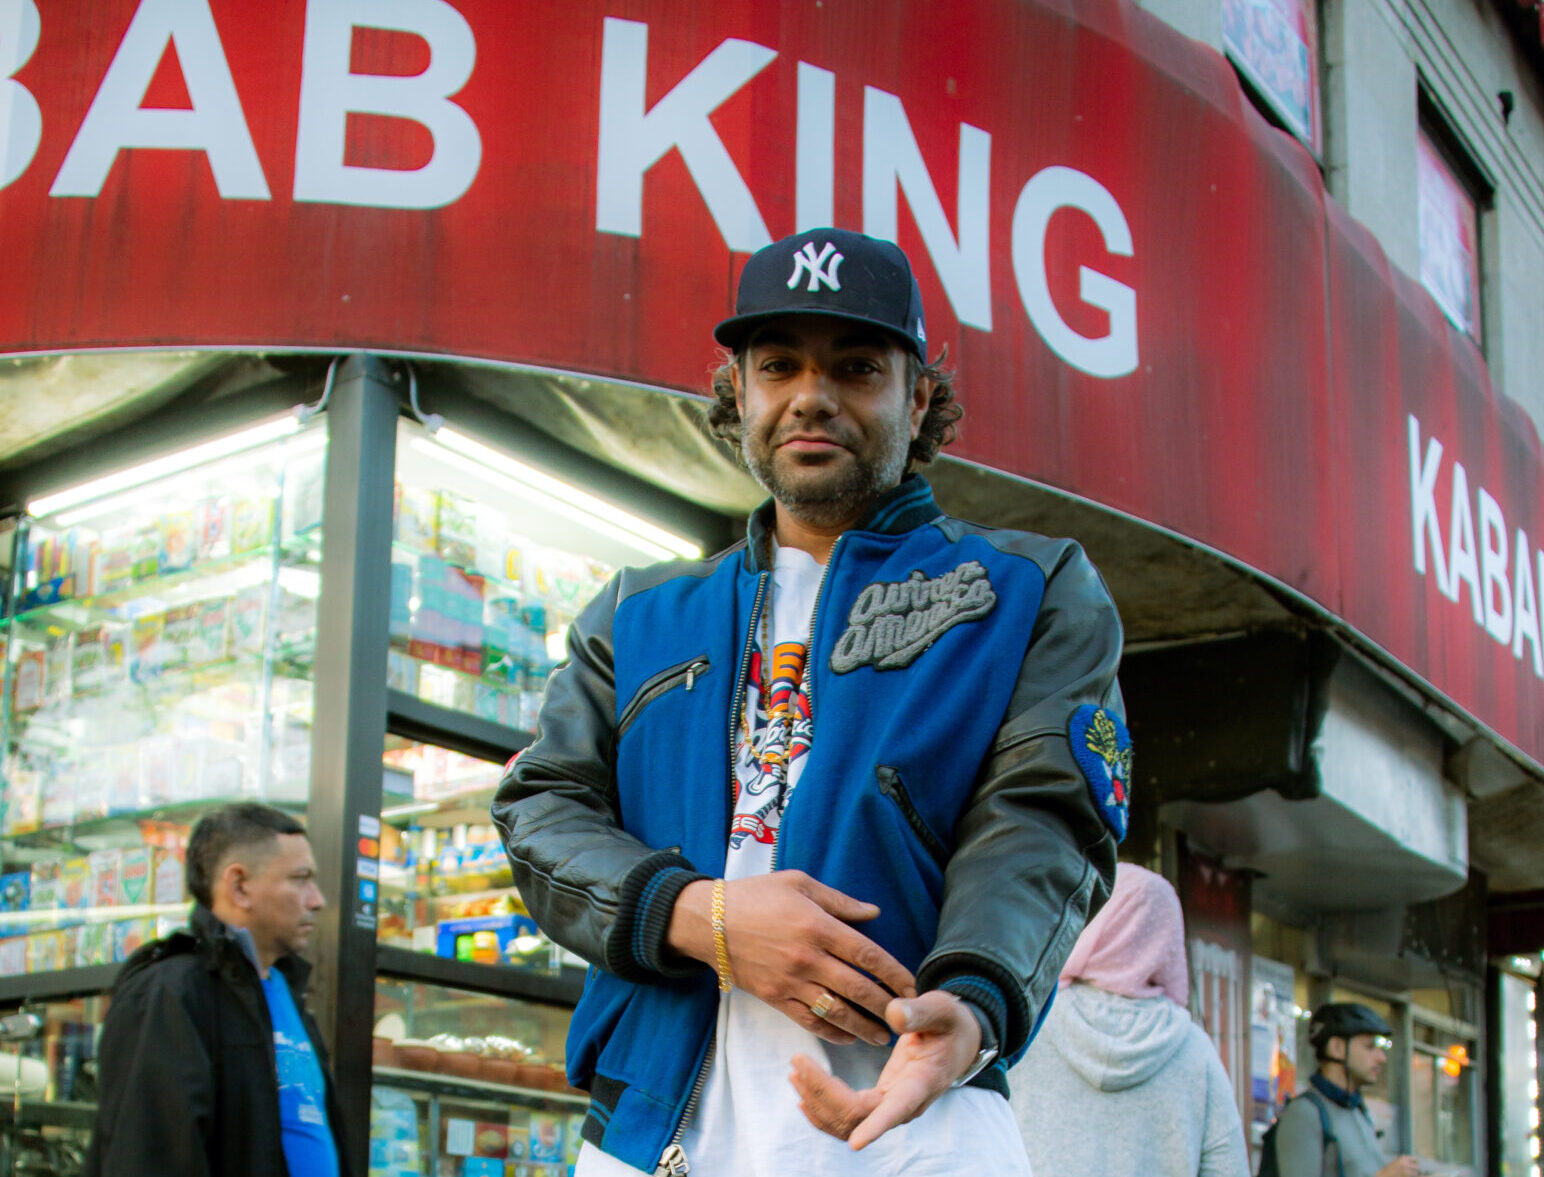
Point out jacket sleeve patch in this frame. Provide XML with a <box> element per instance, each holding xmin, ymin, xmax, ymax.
<box><xmin>1069</xmin><ymin>704</ymin><xmax>1131</xmax><ymax>842</ymax></box>
<box><xmin>830</xmin><ymin>561</ymin><xmax>997</xmax><ymax>673</ymax></box>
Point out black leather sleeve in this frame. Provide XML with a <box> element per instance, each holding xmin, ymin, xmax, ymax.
<box><xmin>490</xmin><ymin>575</ymin><xmax>708</xmax><ymax>982</ymax></box>
<box><xmin>917</xmin><ymin>534</ymin><xmax>1123</xmax><ymax>1063</ymax></box>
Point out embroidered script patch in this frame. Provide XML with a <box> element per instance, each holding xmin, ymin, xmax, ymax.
<box><xmin>830</xmin><ymin>562</ymin><xmax>997</xmax><ymax>673</ymax></box>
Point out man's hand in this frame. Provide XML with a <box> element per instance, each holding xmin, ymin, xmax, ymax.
<box><xmin>666</xmin><ymin>871</ymin><xmax>915</xmax><ymax>1047</ymax></box>
<box><xmin>788</xmin><ymin>989</ymin><xmax>981</xmax><ymax>1149</ymax></box>
<box><xmin>1375</xmin><ymin>1158</ymin><xmax>1420</xmax><ymax>1177</ymax></box>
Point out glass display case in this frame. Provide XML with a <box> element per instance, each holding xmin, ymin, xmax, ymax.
<box><xmin>0</xmin><ymin>416</ymin><xmax>327</xmax><ymax>978</ymax></box>
<box><xmin>370</xmin><ymin>979</ymin><xmax>582</xmax><ymax>1177</ymax></box>
<box><xmin>377</xmin><ymin>736</ymin><xmax>580</xmax><ymax>976</ymax></box>
<box><xmin>387</xmin><ymin>420</ymin><xmax>700</xmax><ymax>731</ymax></box>
<box><xmin>0</xmin><ymin>993</ymin><xmax>108</xmax><ymax>1177</ymax></box>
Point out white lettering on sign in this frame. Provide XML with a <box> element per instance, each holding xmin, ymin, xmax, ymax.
<box><xmin>0</xmin><ymin>0</ymin><xmax>41</xmax><ymax>190</ymax></box>
<box><xmin>50</xmin><ymin>0</ymin><xmax>269</xmax><ymax>199</ymax></box>
<box><xmin>1408</xmin><ymin>414</ymin><xmax>1544</xmax><ymax>677</ymax></box>
<box><xmin>1011</xmin><ymin>166</ymin><xmax>1138</xmax><ymax>378</ymax></box>
<box><xmin>862</xmin><ymin>86</ymin><xmax>993</xmax><ymax>331</ymax></box>
<box><xmin>294</xmin><ymin>0</ymin><xmax>481</xmax><ymax>209</ymax></box>
<box><xmin>595</xmin><ymin>16</ymin><xmax>776</xmax><ymax>252</ymax></box>
<box><xmin>795</xmin><ymin>61</ymin><xmax>834</xmax><ymax>232</ymax></box>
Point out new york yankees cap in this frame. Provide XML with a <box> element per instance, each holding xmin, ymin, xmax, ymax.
<box><xmin>714</xmin><ymin>227</ymin><xmax>928</xmax><ymax>360</ymax></box>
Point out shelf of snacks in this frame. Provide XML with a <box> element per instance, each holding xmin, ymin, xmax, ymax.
<box><xmin>0</xmin><ymin>417</ymin><xmax>327</xmax><ymax>980</ymax></box>
<box><xmin>375</xmin><ymin>736</ymin><xmax>590</xmax><ymax>981</ymax></box>
<box><xmin>370</xmin><ymin>976</ymin><xmax>584</xmax><ymax>1176</ymax></box>
<box><xmin>388</xmin><ymin>418</ymin><xmax>711</xmax><ymax>734</ymax></box>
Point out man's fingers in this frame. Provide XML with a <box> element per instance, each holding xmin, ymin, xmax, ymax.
<box><xmin>789</xmin><ymin>1054</ymin><xmax>881</xmax><ymax>1141</ymax></box>
<box><xmin>781</xmin><ymin>999</ymin><xmax>859</xmax><ymax>1046</ymax></box>
<box><xmin>847</xmin><ymin>1076</ymin><xmax>933</xmax><ymax>1151</ymax></box>
<box><xmin>883</xmin><ymin>990</ymin><xmax>974</xmax><ymax>1042</ymax></box>
<box><xmin>794</xmin><ymin>872</ymin><xmax>881</xmax><ymax>923</ymax></box>
<box><xmin>820</xmin><ymin>923</ymin><xmax>917</xmax><ymax>1003</ymax></box>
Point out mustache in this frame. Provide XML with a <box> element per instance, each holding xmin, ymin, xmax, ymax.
<box><xmin>771</xmin><ymin>424</ymin><xmax>858</xmax><ymax>449</ymax></box>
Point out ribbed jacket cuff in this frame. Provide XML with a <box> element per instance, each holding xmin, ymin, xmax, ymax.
<box><xmin>603</xmin><ymin>851</ymin><xmax>711</xmax><ymax>981</ymax></box>
<box><xmin>919</xmin><ymin>951</ymin><xmax>1029</xmax><ymax>1062</ymax></box>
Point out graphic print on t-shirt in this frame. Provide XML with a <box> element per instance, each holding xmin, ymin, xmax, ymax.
<box><xmin>731</xmin><ymin>637</ymin><xmax>812</xmax><ymax>850</ymax></box>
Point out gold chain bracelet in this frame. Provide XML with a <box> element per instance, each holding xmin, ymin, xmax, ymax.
<box><xmin>711</xmin><ymin>879</ymin><xmax>734</xmax><ymax>992</ymax></box>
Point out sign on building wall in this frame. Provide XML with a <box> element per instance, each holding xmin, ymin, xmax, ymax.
<box><xmin>0</xmin><ymin>0</ymin><xmax>1540</xmax><ymax>771</ymax></box>
<box><xmin>1179</xmin><ymin>838</ymin><xmax>1253</xmax><ymax>1118</ymax></box>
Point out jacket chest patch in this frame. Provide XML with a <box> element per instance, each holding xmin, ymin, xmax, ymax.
<box><xmin>830</xmin><ymin>561</ymin><xmax>998</xmax><ymax>673</ymax></box>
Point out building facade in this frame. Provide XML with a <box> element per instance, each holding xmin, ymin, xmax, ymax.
<box><xmin>0</xmin><ymin>2</ymin><xmax>1539</xmax><ymax>1175</ymax></box>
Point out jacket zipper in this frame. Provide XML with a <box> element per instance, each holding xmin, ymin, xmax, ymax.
<box><xmin>875</xmin><ymin>766</ymin><xmax>949</xmax><ymax>868</ymax></box>
<box><xmin>726</xmin><ymin>572</ymin><xmax>770</xmax><ymax>827</ymax></box>
<box><xmin>651</xmin><ymin>574</ymin><xmax>767</xmax><ymax>1177</ymax></box>
<box><xmin>616</xmin><ymin>655</ymin><xmax>712</xmax><ymax>741</ymax></box>
<box><xmin>770</xmin><ymin>533</ymin><xmax>843</xmax><ymax>872</ymax></box>
<box><xmin>655</xmin><ymin>1032</ymin><xmax>715</xmax><ymax>1175</ymax></box>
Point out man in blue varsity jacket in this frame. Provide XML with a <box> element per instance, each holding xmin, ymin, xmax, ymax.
<box><xmin>492</xmin><ymin>227</ymin><xmax>1129</xmax><ymax>1177</ymax></box>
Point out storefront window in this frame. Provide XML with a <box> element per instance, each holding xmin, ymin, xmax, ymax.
<box><xmin>378</xmin><ymin>735</ymin><xmax>579</xmax><ymax>975</ymax></box>
<box><xmin>370</xmin><ymin>977</ymin><xmax>582</xmax><ymax>1176</ymax></box>
<box><xmin>1222</xmin><ymin>0</ymin><xmax>1321</xmax><ymax>151</ymax></box>
<box><xmin>387</xmin><ymin>420</ymin><xmax>700</xmax><ymax>731</ymax></box>
<box><xmin>1417</xmin><ymin>124</ymin><xmax>1483</xmax><ymax>343</ymax></box>
<box><xmin>0</xmin><ymin>417</ymin><xmax>326</xmax><ymax>977</ymax></box>
<box><xmin>1497</xmin><ymin>966</ymin><xmax>1540</xmax><ymax>1177</ymax></box>
<box><xmin>1411</xmin><ymin>1019</ymin><xmax>1479</xmax><ymax>1172</ymax></box>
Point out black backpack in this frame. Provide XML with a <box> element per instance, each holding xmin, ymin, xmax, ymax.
<box><xmin>1258</xmin><ymin>1089</ymin><xmax>1342</xmax><ymax>1177</ymax></box>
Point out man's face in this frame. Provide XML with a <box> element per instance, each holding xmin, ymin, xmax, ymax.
<box><xmin>1341</xmin><ymin>1032</ymin><xmax>1390</xmax><ymax>1088</ymax></box>
<box><xmin>732</xmin><ymin>317</ymin><xmax>929</xmax><ymax>527</ymax></box>
<box><xmin>237</xmin><ymin>833</ymin><xmax>326</xmax><ymax>961</ymax></box>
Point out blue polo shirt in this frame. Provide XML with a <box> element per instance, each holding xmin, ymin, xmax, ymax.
<box><xmin>260</xmin><ymin>969</ymin><xmax>340</xmax><ymax>1177</ymax></box>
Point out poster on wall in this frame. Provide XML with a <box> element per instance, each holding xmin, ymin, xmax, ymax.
<box><xmin>1177</xmin><ymin>836</ymin><xmax>1253</xmax><ymax>1116</ymax></box>
<box><xmin>1221</xmin><ymin>0</ymin><xmax>1320</xmax><ymax>149</ymax></box>
<box><xmin>1250</xmin><ymin>955</ymin><xmax>1300</xmax><ymax>1127</ymax></box>
<box><xmin>1417</xmin><ymin>131</ymin><xmax>1482</xmax><ymax>341</ymax></box>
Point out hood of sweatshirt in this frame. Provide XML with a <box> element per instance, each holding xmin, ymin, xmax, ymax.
<box><xmin>1047</xmin><ymin>982</ymin><xmax>1197</xmax><ymax>1092</ymax></box>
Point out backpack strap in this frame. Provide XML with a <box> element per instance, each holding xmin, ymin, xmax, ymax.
<box><xmin>1299</xmin><ymin>1090</ymin><xmax>1344</xmax><ymax>1177</ymax></box>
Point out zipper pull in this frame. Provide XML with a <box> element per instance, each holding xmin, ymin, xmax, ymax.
<box><xmin>656</xmin><ymin>1143</ymin><xmax>690</xmax><ymax>1176</ymax></box>
<box><xmin>686</xmin><ymin>660</ymin><xmax>704</xmax><ymax>690</ymax></box>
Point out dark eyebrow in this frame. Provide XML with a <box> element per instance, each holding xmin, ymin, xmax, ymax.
<box><xmin>746</xmin><ymin>326</ymin><xmax>895</xmax><ymax>354</ymax></box>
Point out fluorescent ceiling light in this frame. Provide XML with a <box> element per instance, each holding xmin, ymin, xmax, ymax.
<box><xmin>414</xmin><ymin>428</ymin><xmax>702</xmax><ymax>561</ymax></box>
<box><xmin>381</xmin><ymin>800</ymin><xmax>441</xmax><ymax>820</ymax></box>
<box><xmin>29</xmin><ymin>415</ymin><xmax>304</xmax><ymax>520</ymax></box>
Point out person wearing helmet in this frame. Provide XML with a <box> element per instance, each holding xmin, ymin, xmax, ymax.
<box><xmin>1271</xmin><ymin>1003</ymin><xmax>1418</xmax><ymax>1177</ymax></box>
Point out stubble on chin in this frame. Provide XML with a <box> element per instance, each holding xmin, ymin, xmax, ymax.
<box><xmin>742</xmin><ymin>426</ymin><xmax>909</xmax><ymax>528</ymax></box>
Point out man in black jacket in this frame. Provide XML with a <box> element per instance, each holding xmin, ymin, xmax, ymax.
<box><xmin>86</xmin><ymin>803</ymin><xmax>350</xmax><ymax>1177</ymax></box>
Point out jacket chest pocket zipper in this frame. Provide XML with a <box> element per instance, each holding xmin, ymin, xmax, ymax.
<box><xmin>617</xmin><ymin>656</ymin><xmax>712</xmax><ymax>741</ymax></box>
<box><xmin>875</xmin><ymin>765</ymin><xmax>949</xmax><ymax>868</ymax></box>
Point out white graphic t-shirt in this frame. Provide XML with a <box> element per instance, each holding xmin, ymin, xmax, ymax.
<box><xmin>579</xmin><ymin>545</ymin><xmax>1029</xmax><ymax>1177</ymax></box>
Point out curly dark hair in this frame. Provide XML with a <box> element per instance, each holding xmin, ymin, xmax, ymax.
<box><xmin>706</xmin><ymin>344</ymin><xmax>962</xmax><ymax>467</ymax></box>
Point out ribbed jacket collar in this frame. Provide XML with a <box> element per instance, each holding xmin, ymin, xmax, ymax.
<box><xmin>744</xmin><ymin>474</ymin><xmax>942</xmax><ymax>572</ymax></box>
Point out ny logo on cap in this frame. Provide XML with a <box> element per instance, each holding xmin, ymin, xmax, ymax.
<box><xmin>787</xmin><ymin>242</ymin><xmax>843</xmax><ymax>292</ymax></box>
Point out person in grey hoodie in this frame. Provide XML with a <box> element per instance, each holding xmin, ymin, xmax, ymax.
<box><xmin>1009</xmin><ymin>862</ymin><xmax>1248</xmax><ymax>1177</ymax></box>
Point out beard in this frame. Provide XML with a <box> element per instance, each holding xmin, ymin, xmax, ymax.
<box><xmin>741</xmin><ymin>407</ymin><xmax>912</xmax><ymax>528</ymax></box>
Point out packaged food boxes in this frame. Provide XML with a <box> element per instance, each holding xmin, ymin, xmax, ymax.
<box><xmin>89</xmin><ymin>848</ymin><xmax>122</xmax><ymax>909</ymax></box>
<box><xmin>158</xmin><ymin>510</ymin><xmax>195</xmax><ymax>573</ymax></box>
<box><xmin>231</xmin><ymin>497</ymin><xmax>273</xmax><ymax>554</ymax></box>
<box><xmin>58</xmin><ymin>857</ymin><xmax>91</xmax><ymax>909</ymax></box>
<box><xmin>28</xmin><ymin>862</ymin><xmax>60</xmax><ymax>918</ymax></box>
<box><xmin>111</xmin><ymin>917</ymin><xmax>154</xmax><ymax>962</ymax></box>
<box><xmin>119</xmin><ymin>846</ymin><xmax>152</xmax><ymax>906</ymax></box>
<box><xmin>0</xmin><ymin>938</ymin><xmax>26</xmax><ymax>976</ymax></box>
<box><xmin>434</xmin><ymin>913</ymin><xmax>539</xmax><ymax>962</ymax></box>
<box><xmin>75</xmin><ymin>922</ymin><xmax>111</xmax><ymax>968</ymax></box>
<box><xmin>4</xmin><ymin>769</ymin><xmax>41</xmax><ymax>835</ymax></box>
<box><xmin>151</xmin><ymin>847</ymin><xmax>186</xmax><ymax>905</ymax></box>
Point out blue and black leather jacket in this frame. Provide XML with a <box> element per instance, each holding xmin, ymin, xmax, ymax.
<box><xmin>492</xmin><ymin>476</ymin><xmax>1126</xmax><ymax>1173</ymax></box>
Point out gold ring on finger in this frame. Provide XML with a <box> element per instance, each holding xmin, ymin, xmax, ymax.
<box><xmin>810</xmin><ymin>992</ymin><xmax>837</xmax><ymax>1020</ymax></box>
